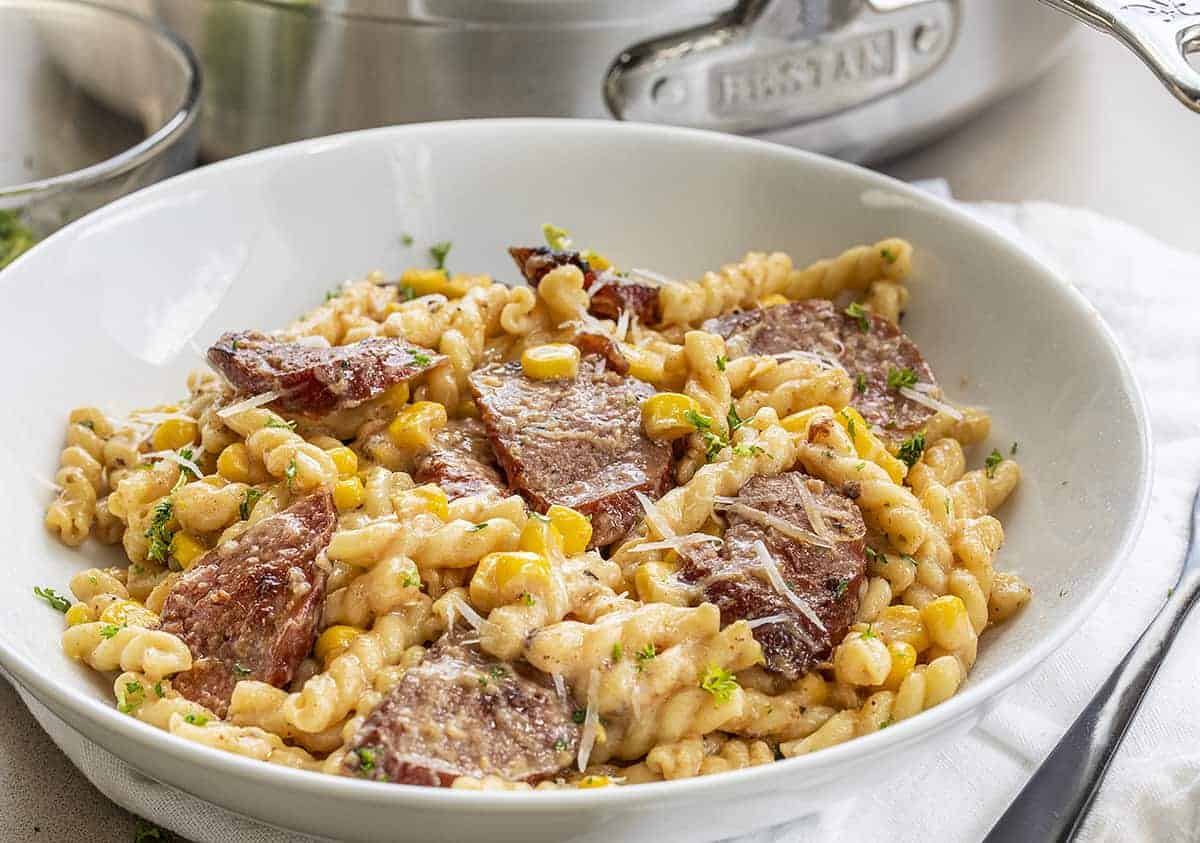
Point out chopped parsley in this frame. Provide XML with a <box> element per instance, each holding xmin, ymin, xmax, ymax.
<box><xmin>829</xmin><ymin>577</ymin><xmax>850</xmax><ymax>598</ymax></box>
<box><xmin>176</xmin><ymin>447</ymin><xmax>198</xmax><ymax>480</ymax></box>
<box><xmin>80</xmin><ymin>419</ymin><xmax>95</xmax><ymax>430</ymax></box>
<box><xmin>896</xmin><ymin>431</ymin><xmax>926</xmax><ymax>468</ymax></box>
<box><xmin>886</xmin><ymin>367</ymin><xmax>918</xmax><ymax>390</ymax></box>
<box><xmin>488</xmin><ymin>665</ymin><xmax>507</xmax><ymax>680</ymax></box>
<box><xmin>864</xmin><ymin>546</ymin><xmax>882</xmax><ymax>565</ymax></box>
<box><xmin>408</xmin><ymin>347</ymin><xmax>432</xmax><ymax>367</ymax></box>
<box><xmin>119</xmin><ymin>680</ymin><xmax>144</xmax><ymax>713</ymax></box>
<box><xmin>154</xmin><ymin>681</ymin><xmax>165</xmax><ymax>698</ymax></box>
<box><xmin>144</xmin><ymin>499</ymin><xmax>175</xmax><ymax>564</ymax></box>
<box><xmin>900</xmin><ymin>553</ymin><xmax>918</xmax><ymax>567</ymax></box>
<box><xmin>855</xmin><ymin>372</ymin><xmax>867</xmax><ymax>393</ymax></box>
<box><xmin>985</xmin><ymin>449</ymin><xmax>1003</xmax><ymax>479</ymax></box>
<box><xmin>701</xmin><ymin>431</ymin><xmax>727</xmax><ymax>462</ymax></box>
<box><xmin>860</xmin><ymin>624</ymin><xmax>877</xmax><ymax>640</ymax></box>
<box><xmin>699</xmin><ymin>665</ymin><xmax>739</xmax><ymax>705</ymax></box>
<box><xmin>401</xmin><ymin>570</ymin><xmax>422</xmax><ymax>589</ymax></box>
<box><xmin>99</xmin><ymin>624</ymin><xmax>122</xmax><ymax>639</ymax></box>
<box><xmin>520</xmin><ymin>592</ymin><xmax>536</xmax><ymax>606</ymax></box>
<box><xmin>184</xmin><ymin>713</ymin><xmax>209</xmax><ymax>726</ymax></box>
<box><xmin>232</xmin><ymin>663</ymin><xmax>252</xmax><ymax>677</ymax></box>
<box><xmin>400</xmin><ymin>233</ymin><xmax>414</xmax><ymax>247</ymax></box>
<box><xmin>429</xmin><ymin>240</ymin><xmax>452</xmax><ymax>271</ymax></box>
<box><xmin>553</xmin><ymin>737</ymin><xmax>568</xmax><ymax>752</ymax></box>
<box><xmin>635</xmin><ymin>643</ymin><xmax>656</xmax><ymax>671</ymax></box>
<box><xmin>879</xmin><ymin>717</ymin><xmax>894</xmax><ymax>729</ymax></box>
<box><xmin>844</xmin><ymin>302</ymin><xmax>870</xmax><ymax>332</ymax></box>
<box><xmin>684</xmin><ymin>409</ymin><xmax>713</xmax><ymax>431</ymax></box>
<box><xmin>239</xmin><ymin>488</ymin><xmax>263</xmax><ymax>521</ymax></box>
<box><xmin>572</xmin><ymin>707</ymin><xmax>586</xmax><ymax>724</ymax></box>
<box><xmin>880</xmin><ymin>247</ymin><xmax>897</xmax><ymax>264</ymax></box>
<box><xmin>133</xmin><ymin>820</ymin><xmax>171</xmax><ymax>843</ymax></box>
<box><xmin>842</xmin><ymin>411</ymin><xmax>857</xmax><ymax>441</ymax></box>
<box><xmin>264</xmin><ymin>417</ymin><xmax>297</xmax><ymax>431</ymax></box>
<box><xmin>324</xmin><ymin>289</ymin><xmax>341</xmax><ymax>302</ymax></box>
<box><xmin>126</xmin><ymin>680</ymin><xmax>143</xmax><ymax>697</ymax></box>
<box><xmin>715</xmin><ymin>354</ymin><xmax>727</xmax><ymax>372</ymax></box>
<box><xmin>732</xmin><ymin>444</ymin><xmax>764</xmax><ymax>458</ymax></box>
<box><xmin>354</xmin><ymin>746</ymin><xmax>377</xmax><ymax>774</ymax></box>
<box><xmin>611</xmin><ymin>642</ymin><xmax>623</xmax><ymax>662</ymax></box>
<box><xmin>284</xmin><ymin>459</ymin><xmax>298</xmax><ymax>489</ymax></box>
<box><xmin>33</xmin><ymin>586</ymin><xmax>70</xmax><ymax>613</ymax></box>
<box><xmin>399</xmin><ymin>285</ymin><xmax>417</xmax><ymax>301</ymax></box>
<box><xmin>726</xmin><ymin>405</ymin><xmax>745</xmax><ymax>433</ymax></box>
<box><xmin>542</xmin><ymin>223</ymin><xmax>572</xmax><ymax>252</ymax></box>
<box><xmin>467</xmin><ymin>521</ymin><xmax>489</xmax><ymax>532</ymax></box>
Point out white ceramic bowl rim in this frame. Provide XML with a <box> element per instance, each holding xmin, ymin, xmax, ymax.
<box><xmin>0</xmin><ymin>118</ymin><xmax>1153</xmax><ymax>812</ymax></box>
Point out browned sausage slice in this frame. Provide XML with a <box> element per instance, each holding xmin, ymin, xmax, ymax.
<box><xmin>159</xmin><ymin>491</ymin><xmax>336</xmax><ymax>717</ymax></box>
<box><xmin>509</xmin><ymin>246</ymin><xmax>661</xmax><ymax>324</ymax></box>
<box><xmin>469</xmin><ymin>356</ymin><xmax>672</xmax><ymax>548</ymax></box>
<box><xmin>412</xmin><ymin>418</ymin><xmax>506</xmax><ymax>501</ymax></box>
<box><xmin>207</xmin><ymin>331</ymin><xmax>445</xmax><ymax>416</ymax></box>
<box><xmin>341</xmin><ymin>638</ymin><xmax>578</xmax><ymax>786</ymax></box>
<box><xmin>678</xmin><ymin>472</ymin><xmax>867</xmax><ymax>678</ymax></box>
<box><xmin>703</xmin><ymin>299</ymin><xmax>937</xmax><ymax>445</ymax></box>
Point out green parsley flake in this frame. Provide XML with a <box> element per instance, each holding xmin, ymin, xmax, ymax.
<box><xmin>553</xmin><ymin>737</ymin><xmax>568</xmax><ymax>752</ymax></box>
<box><xmin>855</xmin><ymin>372</ymin><xmax>867</xmax><ymax>393</ymax></box>
<box><xmin>240</xmin><ymin>488</ymin><xmax>263</xmax><ymax>521</ymax></box>
<box><xmin>429</xmin><ymin>241</ymin><xmax>452</xmax><ymax>271</ymax></box>
<box><xmin>727</xmin><ymin>405</ymin><xmax>745</xmax><ymax>433</ymax></box>
<box><xmin>400</xmin><ymin>233</ymin><xmax>414</xmax><ymax>247</ymax></box>
<box><xmin>233</xmin><ymin>663</ymin><xmax>252</xmax><ymax>677</ymax></box>
<box><xmin>402</xmin><ymin>570</ymin><xmax>422</xmax><ymax>589</ymax></box>
<box><xmin>985</xmin><ymin>449</ymin><xmax>1003</xmax><ymax>478</ymax></box>
<box><xmin>699</xmin><ymin>665</ymin><xmax>739</xmax><ymax>705</ymax></box>
<box><xmin>400</xmin><ymin>285</ymin><xmax>417</xmax><ymax>301</ymax></box>
<box><xmin>520</xmin><ymin>592</ymin><xmax>536</xmax><ymax>606</ymax></box>
<box><xmin>860</xmin><ymin>624</ymin><xmax>877</xmax><ymax>640</ymax></box>
<box><xmin>408</xmin><ymin>348</ymin><xmax>432</xmax><ymax>367</ymax></box>
<box><xmin>541</xmin><ymin>223</ymin><xmax>572</xmax><ymax>251</ymax></box>
<box><xmin>896</xmin><ymin>431</ymin><xmax>926</xmax><ymax>468</ymax></box>
<box><xmin>732</xmin><ymin>444</ymin><xmax>764</xmax><ymax>458</ymax></box>
<box><xmin>99</xmin><ymin>623</ymin><xmax>122</xmax><ymax>640</ymax></box>
<box><xmin>886</xmin><ymin>367</ymin><xmax>918</xmax><ymax>390</ymax></box>
<box><xmin>80</xmin><ymin>419</ymin><xmax>95</xmax><ymax>430</ymax></box>
<box><xmin>830</xmin><ymin>577</ymin><xmax>850</xmax><ymax>598</ymax></box>
<box><xmin>844</xmin><ymin>302</ymin><xmax>871</xmax><ymax>332</ymax></box>
<box><xmin>880</xmin><ymin>717</ymin><xmax>894</xmax><ymax>729</ymax></box>
<box><xmin>355</xmin><ymin>746</ymin><xmax>377</xmax><ymax>774</ymax></box>
<box><xmin>33</xmin><ymin>586</ymin><xmax>70</xmax><ymax>613</ymax></box>
<box><xmin>701</xmin><ymin>431</ymin><xmax>727</xmax><ymax>462</ymax></box>
<box><xmin>467</xmin><ymin>521</ymin><xmax>489</xmax><ymax>532</ymax></box>
<box><xmin>572</xmin><ymin>708</ymin><xmax>586</xmax><ymax>725</ymax></box>
<box><xmin>635</xmin><ymin>643</ymin><xmax>656</xmax><ymax>671</ymax></box>
<box><xmin>854</xmin><ymin>461</ymin><xmax>866</xmax><ymax>471</ymax></box>
<box><xmin>900</xmin><ymin>553</ymin><xmax>918</xmax><ymax>567</ymax></box>
<box><xmin>264</xmin><ymin>417</ymin><xmax>297</xmax><ymax>431</ymax></box>
<box><xmin>284</xmin><ymin>459</ymin><xmax>298</xmax><ymax>489</ymax></box>
<box><xmin>184</xmin><ymin>713</ymin><xmax>210</xmax><ymax>726</ymax></box>
<box><xmin>684</xmin><ymin>409</ymin><xmax>713</xmax><ymax>431</ymax></box>
<box><xmin>880</xmin><ymin>247</ymin><xmax>897</xmax><ymax>264</ymax></box>
<box><xmin>715</xmin><ymin>355</ymin><xmax>727</xmax><ymax>372</ymax></box>
<box><xmin>864</xmin><ymin>546</ymin><xmax>882</xmax><ymax>565</ymax></box>
<box><xmin>154</xmin><ymin>682</ymin><xmax>165</xmax><ymax>698</ymax></box>
<box><xmin>133</xmin><ymin>820</ymin><xmax>171</xmax><ymax>843</ymax></box>
<box><xmin>843</xmin><ymin>411</ymin><xmax>857</xmax><ymax>441</ymax></box>
<box><xmin>489</xmin><ymin>665</ymin><xmax>507</xmax><ymax>680</ymax></box>
<box><xmin>324</xmin><ymin>289</ymin><xmax>341</xmax><ymax>302</ymax></box>
<box><xmin>144</xmin><ymin>499</ymin><xmax>176</xmax><ymax>564</ymax></box>
<box><xmin>611</xmin><ymin>642</ymin><xmax>623</xmax><ymax>662</ymax></box>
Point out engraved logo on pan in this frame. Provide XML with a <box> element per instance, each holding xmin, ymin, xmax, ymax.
<box><xmin>710</xmin><ymin>30</ymin><xmax>897</xmax><ymax>116</ymax></box>
<box><xmin>1121</xmin><ymin>1</ymin><xmax>1200</xmax><ymax>22</ymax></box>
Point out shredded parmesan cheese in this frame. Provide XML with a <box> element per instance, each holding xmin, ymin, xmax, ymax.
<box><xmin>129</xmin><ymin>411</ymin><xmax>198</xmax><ymax>425</ymax></box>
<box><xmin>144</xmin><ymin>449</ymin><xmax>204</xmax><ymax>479</ymax></box>
<box><xmin>773</xmin><ymin>350</ymin><xmax>846</xmax><ymax>373</ymax></box>
<box><xmin>294</xmin><ymin>334</ymin><xmax>331</xmax><ymax>348</ymax></box>
<box><xmin>627</xmin><ymin>267</ymin><xmax>671</xmax><ymax>287</ymax></box>
<box><xmin>753</xmin><ymin>540</ymin><xmax>827</xmax><ymax>633</ymax></box>
<box><xmin>553</xmin><ymin>673</ymin><xmax>567</xmax><ymax>705</ymax></box>
<box><xmin>792</xmin><ymin>475</ymin><xmax>832</xmax><ymax>542</ymax></box>
<box><xmin>216</xmin><ymin>390</ymin><xmax>282</xmax><ymax>419</ymax></box>
<box><xmin>713</xmin><ymin>501</ymin><xmax>833</xmax><ymax>549</ymax></box>
<box><xmin>577</xmin><ymin>668</ymin><xmax>601</xmax><ymax>772</ymax></box>
<box><xmin>450</xmin><ymin>593</ymin><xmax>488</xmax><ymax>633</ymax></box>
<box><xmin>747</xmin><ymin>613</ymin><xmax>792</xmax><ymax>630</ymax></box>
<box><xmin>899</xmin><ymin>386</ymin><xmax>964</xmax><ymax>420</ymax></box>
<box><xmin>635</xmin><ymin>491</ymin><xmax>675</xmax><ymax>539</ymax></box>
<box><xmin>630</xmin><ymin>534</ymin><xmax>723</xmax><ymax>553</ymax></box>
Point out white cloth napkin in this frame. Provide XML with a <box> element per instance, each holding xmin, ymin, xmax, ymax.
<box><xmin>13</xmin><ymin>196</ymin><xmax>1200</xmax><ymax>843</ymax></box>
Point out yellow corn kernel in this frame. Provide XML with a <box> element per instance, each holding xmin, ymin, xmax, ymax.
<box><xmin>546</xmin><ymin>505</ymin><xmax>592</xmax><ymax>555</ymax></box>
<box><xmin>521</xmin><ymin>344</ymin><xmax>581</xmax><ymax>380</ymax></box>
<box><xmin>758</xmin><ymin>293</ymin><xmax>789</xmax><ymax>307</ymax></box>
<box><xmin>333</xmin><ymin>477</ymin><xmax>366</xmax><ymax>511</ymax></box>
<box><xmin>327</xmin><ymin>446</ymin><xmax>359</xmax><ymax>478</ymax></box>
<box><xmin>383</xmin><ymin>382</ymin><xmax>410</xmax><ymax>412</ymax></box>
<box><xmin>577</xmin><ymin>775</ymin><xmax>612</xmax><ymax>789</ymax></box>
<box><xmin>882</xmin><ymin>640</ymin><xmax>918</xmax><ymax>691</ymax></box>
<box><xmin>200</xmin><ymin>475</ymin><xmax>227</xmax><ymax>487</ymax></box>
<box><xmin>169</xmin><ymin>532</ymin><xmax>207</xmax><ymax>570</ymax></box>
<box><xmin>834</xmin><ymin>406</ymin><xmax>906</xmax><ymax>484</ymax></box>
<box><xmin>874</xmin><ymin>604</ymin><xmax>931</xmax><ymax>652</ymax></box>
<box><xmin>64</xmin><ymin>603</ymin><xmax>93</xmax><ymax>627</ymax></box>
<box><xmin>620</xmin><ymin>344</ymin><xmax>665</xmax><ymax>384</ymax></box>
<box><xmin>921</xmin><ymin>595</ymin><xmax>974</xmax><ymax>651</ymax></box>
<box><xmin>641</xmin><ymin>392</ymin><xmax>704</xmax><ymax>440</ymax></box>
<box><xmin>399</xmin><ymin>268</ymin><xmax>450</xmax><ymax>297</ymax></box>
<box><xmin>151</xmin><ymin>418</ymin><xmax>199</xmax><ymax>452</ymax></box>
<box><xmin>519</xmin><ymin>517</ymin><xmax>565</xmax><ymax>558</ymax></box>
<box><xmin>493</xmin><ymin>552</ymin><xmax>551</xmax><ymax>591</ymax></box>
<box><xmin>217</xmin><ymin>443</ymin><xmax>253</xmax><ymax>483</ymax></box>
<box><xmin>470</xmin><ymin>551</ymin><xmax>552</xmax><ymax>611</ymax></box>
<box><xmin>780</xmin><ymin>407</ymin><xmax>826</xmax><ymax>435</ymax></box>
<box><xmin>395</xmin><ymin>485</ymin><xmax>449</xmax><ymax>521</ymax></box>
<box><xmin>387</xmin><ymin>401</ymin><xmax>448</xmax><ymax>450</ymax></box>
<box><xmin>582</xmin><ymin>249</ymin><xmax>611</xmax><ymax>272</ymax></box>
<box><xmin>100</xmin><ymin>600</ymin><xmax>159</xmax><ymax>629</ymax></box>
<box><xmin>316</xmin><ymin>625</ymin><xmax>362</xmax><ymax>666</ymax></box>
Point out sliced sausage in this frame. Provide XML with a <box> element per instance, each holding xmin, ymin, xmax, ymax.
<box><xmin>469</xmin><ymin>356</ymin><xmax>672</xmax><ymax>548</ymax></box>
<box><xmin>207</xmin><ymin>331</ymin><xmax>445</xmax><ymax>416</ymax></box>
<box><xmin>509</xmin><ymin>246</ymin><xmax>660</xmax><ymax>324</ymax></box>
<box><xmin>412</xmin><ymin>418</ymin><xmax>506</xmax><ymax>501</ymax></box>
<box><xmin>703</xmin><ymin>299</ymin><xmax>937</xmax><ymax>445</ymax></box>
<box><xmin>159</xmin><ymin>491</ymin><xmax>335</xmax><ymax>716</ymax></box>
<box><xmin>341</xmin><ymin>637</ymin><xmax>578</xmax><ymax>786</ymax></box>
<box><xmin>678</xmin><ymin>472</ymin><xmax>866</xmax><ymax>678</ymax></box>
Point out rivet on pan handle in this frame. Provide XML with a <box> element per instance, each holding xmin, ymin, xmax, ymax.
<box><xmin>603</xmin><ymin>0</ymin><xmax>958</xmax><ymax>134</ymax></box>
<box><xmin>1040</xmin><ymin>0</ymin><xmax>1200</xmax><ymax>111</ymax></box>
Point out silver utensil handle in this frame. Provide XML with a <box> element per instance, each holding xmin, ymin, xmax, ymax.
<box><xmin>984</xmin><ymin>566</ymin><xmax>1200</xmax><ymax>841</ymax></box>
<box><xmin>1039</xmin><ymin>0</ymin><xmax>1200</xmax><ymax>111</ymax></box>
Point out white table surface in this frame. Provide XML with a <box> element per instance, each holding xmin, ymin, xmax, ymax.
<box><xmin>4</xmin><ymin>25</ymin><xmax>1198</xmax><ymax>843</ymax></box>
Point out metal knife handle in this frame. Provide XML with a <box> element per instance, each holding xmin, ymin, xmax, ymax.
<box><xmin>1039</xmin><ymin>0</ymin><xmax>1200</xmax><ymax>111</ymax></box>
<box><xmin>603</xmin><ymin>0</ymin><xmax>958</xmax><ymax>134</ymax></box>
<box><xmin>984</xmin><ymin>569</ymin><xmax>1200</xmax><ymax>841</ymax></box>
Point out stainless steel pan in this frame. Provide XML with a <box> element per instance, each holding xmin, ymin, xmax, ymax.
<box><xmin>100</xmin><ymin>0</ymin><xmax>1200</xmax><ymax>163</ymax></box>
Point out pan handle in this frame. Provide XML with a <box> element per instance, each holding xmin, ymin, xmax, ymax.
<box><xmin>1039</xmin><ymin>0</ymin><xmax>1200</xmax><ymax>111</ymax></box>
<box><xmin>603</xmin><ymin>0</ymin><xmax>958</xmax><ymax>134</ymax></box>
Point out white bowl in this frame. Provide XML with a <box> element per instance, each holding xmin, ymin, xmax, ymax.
<box><xmin>0</xmin><ymin>120</ymin><xmax>1150</xmax><ymax>842</ymax></box>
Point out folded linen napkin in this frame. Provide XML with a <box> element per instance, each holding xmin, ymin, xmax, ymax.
<box><xmin>14</xmin><ymin>197</ymin><xmax>1200</xmax><ymax>843</ymax></box>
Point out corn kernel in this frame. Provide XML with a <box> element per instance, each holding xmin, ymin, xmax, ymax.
<box><xmin>874</xmin><ymin>604</ymin><xmax>931</xmax><ymax>652</ymax></box>
<box><xmin>620</xmin><ymin>344</ymin><xmax>664</xmax><ymax>383</ymax></box>
<box><xmin>316</xmin><ymin>625</ymin><xmax>362</xmax><ymax>666</ymax></box>
<box><xmin>387</xmin><ymin>401</ymin><xmax>448</xmax><ymax>449</ymax></box>
<box><xmin>581</xmin><ymin>249</ymin><xmax>611</xmax><ymax>272</ymax></box>
<box><xmin>882</xmin><ymin>640</ymin><xmax>918</xmax><ymax>691</ymax></box>
<box><xmin>399</xmin><ymin>268</ymin><xmax>449</xmax><ymax>297</ymax></box>
<box><xmin>780</xmin><ymin>407</ymin><xmax>825</xmax><ymax>435</ymax></box>
<box><xmin>200</xmin><ymin>475</ymin><xmax>227</xmax><ymax>487</ymax></box>
<box><xmin>333</xmin><ymin>477</ymin><xmax>366</xmax><ymax>511</ymax></box>
<box><xmin>396</xmin><ymin>485</ymin><xmax>449</xmax><ymax>521</ymax></box>
<box><xmin>64</xmin><ymin>603</ymin><xmax>93</xmax><ymax>627</ymax></box>
<box><xmin>577</xmin><ymin>775</ymin><xmax>611</xmax><ymax>789</ymax></box>
<box><xmin>921</xmin><ymin>595</ymin><xmax>974</xmax><ymax>651</ymax></box>
<box><xmin>151</xmin><ymin>418</ymin><xmax>198</xmax><ymax>452</ymax></box>
<box><xmin>493</xmin><ymin>552</ymin><xmax>551</xmax><ymax>590</ymax></box>
<box><xmin>521</xmin><ymin>344</ymin><xmax>581</xmax><ymax>380</ymax></box>
<box><xmin>519</xmin><ymin>518</ymin><xmax>565</xmax><ymax>558</ymax></box>
<box><xmin>327</xmin><ymin>446</ymin><xmax>359</xmax><ymax>478</ymax></box>
<box><xmin>217</xmin><ymin>443</ymin><xmax>253</xmax><ymax>483</ymax></box>
<box><xmin>641</xmin><ymin>392</ymin><xmax>704</xmax><ymax>440</ymax></box>
<box><xmin>470</xmin><ymin>551</ymin><xmax>551</xmax><ymax>611</ymax></box>
<box><xmin>834</xmin><ymin>407</ymin><xmax>907</xmax><ymax>484</ymax></box>
<box><xmin>169</xmin><ymin>532</ymin><xmax>207</xmax><ymax>570</ymax></box>
<box><xmin>100</xmin><ymin>599</ymin><xmax>159</xmax><ymax>629</ymax></box>
<box><xmin>758</xmin><ymin>293</ymin><xmax>789</xmax><ymax>307</ymax></box>
<box><xmin>546</xmin><ymin>505</ymin><xmax>592</xmax><ymax>555</ymax></box>
<box><xmin>383</xmin><ymin>382</ymin><xmax>410</xmax><ymax>411</ymax></box>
